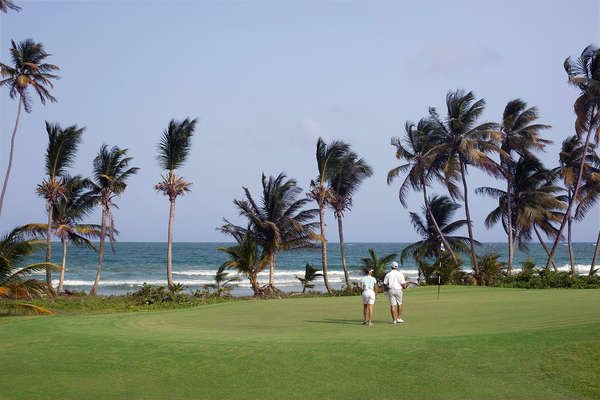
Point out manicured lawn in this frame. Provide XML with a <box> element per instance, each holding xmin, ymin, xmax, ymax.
<box><xmin>1</xmin><ymin>286</ymin><xmax>598</xmax><ymax>399</ymax></box>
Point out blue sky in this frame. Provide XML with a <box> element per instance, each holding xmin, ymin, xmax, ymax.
<box><xmin>1</xmin><ymin>0</ymin><xmax>598</xmax><ymax>242</ymax></box>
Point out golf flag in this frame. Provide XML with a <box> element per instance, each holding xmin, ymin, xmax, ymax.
<box><xmin>441</xmin><ymin>242</ymin><xmax>445</xmax><ymax>252</ymax></box>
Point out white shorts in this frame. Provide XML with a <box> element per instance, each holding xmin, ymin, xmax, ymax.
<box><xmin>362</xmin><ymin>289</ymin><xmax>375</xmax><ymax>305</ymax></box>
<box><xmin>387</xmin><ymin>288</ymin><xmax>403</xmax><ymax>306</ymax></box>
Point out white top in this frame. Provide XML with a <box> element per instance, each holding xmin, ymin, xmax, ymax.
<box><xmin>383</xmin><ymin>269</ymin><xmax>406</xmax><ymax>290</ymax></box>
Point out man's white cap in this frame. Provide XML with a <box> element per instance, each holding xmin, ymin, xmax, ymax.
<box><xmin>391</xmin><ymin>261</ymin><xmax>399</xmax><ymax>269</ymax></box>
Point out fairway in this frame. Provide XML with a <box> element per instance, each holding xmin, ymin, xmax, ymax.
<box><xmin>1</xmin><ymin>287</ymin><xmax>598</xmax><ymax>400</ymax></box>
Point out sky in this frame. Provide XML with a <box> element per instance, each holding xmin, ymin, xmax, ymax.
<box><xmin>0</xmin><ymin>0</ymin><xmax>598</xmax><ymax>242</ymax></box>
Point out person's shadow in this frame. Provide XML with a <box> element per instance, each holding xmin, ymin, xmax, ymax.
<box><xmin>304</xmin><ymin>319</ymin><xmax>361</xmax><ymax>325</ymax></box>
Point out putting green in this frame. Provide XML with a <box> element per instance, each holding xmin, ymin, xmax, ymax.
<box><xmin>1</xmin><ymin>287</ymin><xmax>598</xmax><ymax>399</ymax></box>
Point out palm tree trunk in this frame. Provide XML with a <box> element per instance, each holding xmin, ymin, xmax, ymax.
<box><xmin>506</xmin><ymin>177</ymin><xmax>514</xmax><ymax>274</ymax></box>
<box><xmin>534</xmin><ymin>225</ymin><xmax>558</xmax><ymax>271</ymax></box>
<box><xmin>567</xmin><ymin>213</ymin><xmax>575</xmax><ymax>275</ymax></box>
<box><xmin>45</xmin><ymin>204</ymin><xmax>55</xmax><ymax>296</ymax></box>
<box><xmin>0</xmin><ymin>96</ymin><xmax>23</xmax><ymax>218</ymax></box>
<box><xmin>268</xmin><ymin>252</ymin><xmax>275</xmax><ymax>287</ymax></box>
<box><xmin>91</xmin><ymin>207</ymin><xmax>107</xmax><ymax>296</ymax></box>
<box><xmin>250</xmin><ymin>273</ymin><xmax>259</xmax><ymax>295</ymax></box>
<box><xmin>421</xmin><ymin>179</ymin><xmax>458</xmax><ymax>264</ymax></box>
<box><xmin>336</xmin><ymin>214</ymin><xmax>350</xmax><ymax>287</ymax></box>
<box><xmin>58</xmin><ymin>236</ymin><xmax>67</xmax><ymax>294</ymax></box>
<box><xmin>459</xmin><ymin>160</ymin><xmax>480</xmax><ymax>280</ymax></box>
<box><xmin>319</xmin><ymin>205</ymin><xmax>331</xmax><ymax>293</ymax></box>
<box><xmin>166</xmin><ymin>197</ymin><xmax>175</xmax><ymax>289</ymax></box>
<box><xmin>546</xmin><ymin>111</ymin><xmax>596</xmax><ymax>268</ymax></box>
<box><xmin>589</xmin><ymin>231</ymin><xmax>600</xmax><ymax>276</ymax></box>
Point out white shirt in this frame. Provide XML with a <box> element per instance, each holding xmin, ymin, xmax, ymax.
<box><xmin>383</xmin><ymin>269</ymin><xmax>406</xmax><ymax>290</ymax></box>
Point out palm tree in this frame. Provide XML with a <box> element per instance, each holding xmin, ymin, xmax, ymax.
<box><xmin>388</xmin><ymin>119</ymin><xmax>460</xmax><ymax>264</ymax></box>
<box><xmin>155</xmin><ymin>118</ymin><xmax>196</xmax><ymax>289</ymax></box>
<box><xmin>426</xmin><ymin>90</ymin><xmax>503</xmax><ymax>279</ymax></box>
<box><xmin>547</xmin><ymin>45</ymin><xmax>600</xmax><ymax>268</ymax></box>
<box><xmin>0</xmin><ymin>0</ymin><xmax>20</xmax><ymax>13</ymax></box>
<box><xmin>0</xmin><ymin>227</ymin><xmax>57</xmax><ymax>315</ymax></box>
<box><xmin>88</xmin><ymin>145</ymin><xmax>139</xmax><ymax>295</ymax></box>
<box><xmin>296</xmin><ymin>264</ymin><xmax>323</xmax><ymax>293</ymax></box>
<box><xmin>308</xmin><ymin>138</ymin><xmax>349</xmax><ymax>293</ymax></box>
<box><xmin>497</xmin><ymin>99</ymin><xmax>551</xmax><ymax>273</ymax></box>
<box><xmin>554</xmin><ymin>136</ymin><xmax>600</xmax><ymax>273</ymax></box>
<box><xmin>217</xmin><ymin>230</ymin><xmax>265</xmax><ymax>296</ymax></box>
<box><xmin>204</xmin><ymin>265</ymin><xmax>239</xmax><ymax>297</ymax></box>
<box><xmin>0</xmin><ymin>39</ymin><xmax>59</xmax><ymax>217</ymax></box>
<box><xmin>329</xmin><ymin>151</ymin><xmax>372</xmax><ymax>287</ymax></box>
<box><xmin>360</xmin><ymin>249</ymin><xmax>397</xmax><ymax>288</ymax></box>
<box><xmin>477</xmin><ymin>156</ymin><xmax>565</xmax><ymax>272</ymax></box>
<box><xmin>221</xmin><ymin>173</ymin><xmax>318</xmax><ymax>293</ymax></box>
<box><xmin>401</xmin><ymin>195</ymin><xmax>471</xmax><ymax>270</ymax></box>
<box><xmin>36</xmin><ymin>122</ymin><xmax>83</xmax><ymax>295</ymax></box>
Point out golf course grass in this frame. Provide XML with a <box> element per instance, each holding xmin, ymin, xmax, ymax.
<box><xmin>1</xmin><ymin>286</ymin><xmax>598</xmax><ymax>399</ymax></box>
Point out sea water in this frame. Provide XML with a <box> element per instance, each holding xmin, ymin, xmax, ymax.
<box><xmin>29</xmin><ymin>242</ymin><xmax>597</xmax><ymax>295</ymax></box>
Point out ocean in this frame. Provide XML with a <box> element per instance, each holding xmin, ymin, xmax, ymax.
<box><xmin>29</xmin><ymin>242</ymin><xmax>598</xmax><ymax>295</ymax></box>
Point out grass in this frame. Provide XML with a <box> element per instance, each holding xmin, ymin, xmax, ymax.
<box><xmin>1</xmin><ymin>286</ymin><xmax>598</xmax><ymax>400</ymax></box>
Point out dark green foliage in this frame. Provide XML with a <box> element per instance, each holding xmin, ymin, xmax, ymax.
<box><xmin>128</xmin><ymin>283</ymin><xmax>192</xmax><ymax>305</ymax></box>
<box><xmin>499</xmin><ymin>261</ymin><xmax>600</xmax><ymax>289</ymax></box>
<box><xmin>157</xmin><ymin>118</ymin><xmax>196</xmax><ymax>172</ymax></box>
<box><xmin>295</xmin><ymin>263</ymin><xmax>322</xmax><ymax>293</ymax></box>
<box><xmin>43</xmin><ymin>122</ymin><xmax>84</xmax><ymax>179</ymax></box>
<box><xmin>418</xmin><ymin>252</ymin><xmax>471</xmax><ymax>285</ymax></box>
<box><xmin>476</xmin><ymin>252</ymin><xmax>507</xmax><ymax>286</ymax></box>
<box><xmin>360</xmin><ymin>248</ymin><xmax>397</xmax><ymax>287</ymax></box>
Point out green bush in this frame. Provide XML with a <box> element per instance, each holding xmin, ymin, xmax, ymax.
<box><xmin>498</xmin><ymin>260</ymin><xmax>600</xmax><ymax>289</ymax></box>
<box><xmin>127</xmin><ymin>283</ymin><xmax>193</xmax><ymax>305</ymax></box>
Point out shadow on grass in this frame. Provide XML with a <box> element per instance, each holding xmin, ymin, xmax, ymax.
<box><xmin>304</xmin><ymin>319</ymin><xmax>361</xmax><ymax>325</ymax></box>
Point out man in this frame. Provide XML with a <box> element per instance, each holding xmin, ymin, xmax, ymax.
<box><xmin>383</xmin><ymin>261</ymin><xmax>408</xmax><ymax>324</ymax></box>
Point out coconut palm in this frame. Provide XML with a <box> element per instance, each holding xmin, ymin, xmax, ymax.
<box><xmin>0</xmin><ymin>0</ymin><xmax>20</xmax><ymax>13</ymax></box>
<box><xmin>497</xmin><ymin>99</ymin><xmax>551</xmax><ymax>273</ymax></box>
<box><xmin>0</xmin><ymin>39</ymin><xmax>59</xmax><ymax>217</ymax></box>
<box><xmin>88</xmin><ymin>145</ymin><xmax>139</xmax><ymax>295</ymax></box>
<box><xmin>221</xmin><ymin>173</ymin><xmax>318</xmax><ymax>293</ymax></box>
<box><xmin>308</xmin><ymin>138</ymin><xmax>350</xmax><ymax>293</ymax></box>
<box><xmin>0</xmin><ymin>227</ymin><xmax>57</xmax><ymax>315</ymax></box>
<box><xmin>401</xmin><ymin>195</ymin><xmax>471</xmax><ymax>269</ymax></box>
<box><xmin>426</xmin><ymin>90</ymin><xmax>503</xmax><ymax>279</ymax></box>
<box><xmin>155</xmin><ymin>118</ymin><xmax>196</xmax><ymax>289</ymax></box>
<box><xmin>36</xmin><ymin>122</ymin><xmax>83</xmax><ymax>295</ymax></box>
<box><xmin>547</xmin><ymin>45</ymin><xmax>600</xmax><ymax>268</ymax></box>
<box><xmin>360</xmin><ymin>249</ymin><xmax>398</xmax><ymax>288</ymax></box>
<box><xmin>329</xmin><ymin>151</ymin><xmax>372</xmax><ymax>287</ymax></box>
<box><xmin>296</xmin><ymin>263</ymin><xmax>323</xmax><ymax>293</ymax></box>
<box><xmin>217</xmin><ymin>230</ymin><xmax>265</xmax><ymax>296</ymax></box>
<box><xmin>204</xmin><ymin>265</ymin><xmax>239</xmax><ymax>297</ymax></box>
<box><xmin>477</xmin><ymin>156</ymin><xmax>565</xmax><ymax>271</ymax></box>
<box><xmin>554</xmin><ymin>136</ymin><xmax>600</xmax><ymax>273</ymax></box>
<box><xmin>388</xmin><ymin>119</ymin><xmax>460</xmax><ymax>264</ymax></box>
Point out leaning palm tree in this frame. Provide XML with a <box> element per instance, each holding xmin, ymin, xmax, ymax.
<box><xmin>0</xmin><ymin>0</ymin><xmax>20</xmax><ymax>13</ymax></box>
<box><xmin>0</xmin><ymin>39</ymin><xmax>59</xmax><ymax>217</ymax></box>
<box><xmin>155</xmin><ymin>118</ymin><xmax>196</xmax><ymax>289</ymax></box>
<box><xmin>221</xmin><ymin>173</ymin><xmax>318</xmax><ymax>293</ymax></box>
<box><xmin>547</xmin><ymin>45</ymin><xmax>600</xmax><ymax>268</ymax></box>
<box><xmin>88</xmin><ymin>145</ymin><xmax>139</xmax><ymax>295</ymax></box>
<box><xmin>426</xmin><ymin>90</ymin><xmax>503</xmax><ymax>279</ymax></box>
<box><xmin>554</xmin><ymin>136</ymin><xmax>600</xmax><ymax>273</ymax></box>
<box><xmin>497</xmin><ymin>99</ymin><xmax>551</xmax><ymax>272</ymax></box>
<box><xmin>36</xmin><ymin>122</ymin><xmax>83</xmax><ymax>295</ymax></box>
<box><xmin>477</xmin><ymin>156</ymin><xmax>565</xmax><ymax>272</ymax></box>
<box><xmin>0</xmin><ymin>227</ymin><xmax>57</xmax><ymax>315</ymax></box>
<box><xmin>308</xmin><ymin>138</ymin><xmax>350</xmax><ymax>293</ymax></box>
<box><xmin>360</xmin><ymin>249</ymin><xmax>398</xmax><ymax>288</ymax></box>
<box><xmin>388</xmin><ymin>119</ymin><xmax>460</xmax><ymax>264</ymax></box>
<box><xmin>217</xmin><ymin>230</ymin><xmax>265</xmax><ymax>296</ymax></box>
<box><xmin>401</xmin><ymin>195</ymin><xmax>471</xmax><ymax>269</ymax></box>
<box><xmin>329</xmin><ymin>151</ymin><xmax>372</xmax><ymax>287</ymax></box>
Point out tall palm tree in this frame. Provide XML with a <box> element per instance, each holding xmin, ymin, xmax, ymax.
<box><xmin>221</xmin><ymin>173</ymin><xmax>318</xmax><ymax>293</ymax></box>
<box><xmin>36</xmin><ymin>122</ymin><xmax>83</xmax><ymax>295</ymax></box>
<box><xmin>360</xmin><ymin>249</ymin><xmax>398</xmax><ymax>288</ymax></box>
<box><xmin>0</xmin><ymin>0</ymin><xmax>20</xmax><ymax>13</ymax></box>
<box><xmin>426</xmin><ymin>90</ymin><xmax>503</xmax><ymax>279</ymax></box>
<box><xmin>88</xmin><ymin>145</ymin><xmax>139</xmax><ymax>295</ymax></box>
<box><xmin>0</xmin><ymin>39</ymin><xmax>59</xmax><ymax>217</ymax></box>
<box><xmin>400</xmin><ymin>195</ymin><xmax>471</xmax><ymax>268</ymax></box>
<box><xmin>155</xmin><ymin>118</ymin><xmax>196</xmax><ymax>289</ymax></box>
<box><xmin>497</xmin><ymin>99</ymin><xmax>551</xmax><ymax>273</ymax></box>
<box><xmin>329</xmin><ymin>151</ymin><xmax>372</xmax><ymax>287</ymax></box>
<box><xmin>477</xmin><ymin>156</ymin><xmax>565</xmax><ymax>271</ymax></box>
<box><xmin>217</xmin><ymin>230</ymin><xmax>265</xmax><ymax>296</ymax></box>
<box><xmin>308</xmin><ymin>138</ymin><xmax>349</xmax><ymax>293</ymax></box>
<box><xmin>387</xmin><ymin>119</ymin><xmax>460</xmax><ymax>264</ymax></box>
<box><xmin>547</xmin><ymin>45</ymin><xmax>600</xmax><ymax>268</ymax></box>
<box><xmin>554</xmin><ymin>136</ymin><xmax>600</xmax><ymax>273</ymax></box>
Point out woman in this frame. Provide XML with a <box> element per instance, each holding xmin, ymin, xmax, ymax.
<box><xmin>360</xmin><ymin>268</ymin><xmax>377</xmax><ymax>326</ymax></box>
